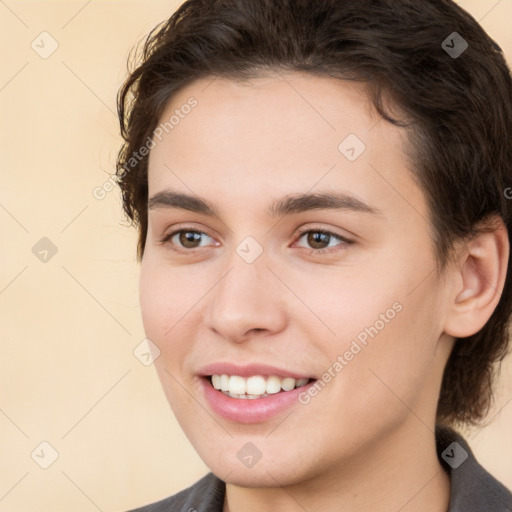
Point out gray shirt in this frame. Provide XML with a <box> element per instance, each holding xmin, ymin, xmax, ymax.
<box><xmin>128</xmin><ymin>425</ymin><xmax>512</xmax><ymax>511</ymax></box>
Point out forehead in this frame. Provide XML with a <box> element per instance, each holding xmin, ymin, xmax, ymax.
<box><xmin>146</xmin><ymin>72</ymin><xmax>428</xmax><ymax>226</ymax></box>
<box><xmin>150</xmin><ymin>73</ymin><xmax>380</xmax><ymax>170</ymax></box>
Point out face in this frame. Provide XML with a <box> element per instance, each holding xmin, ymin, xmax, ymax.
<box><xmin>139</xmin><ymin>72</ymin><xmax>454</xmax><ymax>487</ymax></box>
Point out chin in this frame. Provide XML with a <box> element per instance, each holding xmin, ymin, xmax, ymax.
<box><xmin>198</xmin><ymin>447</ymin><xmax>317</xmax><ymax>489</ymax></box>
<box><xmin>218</xmin><ymin>466</ymin><xmax>307</xmax><ymax>489</ymax></box>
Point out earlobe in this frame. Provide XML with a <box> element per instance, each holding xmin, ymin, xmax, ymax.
<box><xmin>444</xmin><ymin>216</ymin><xmax>509</xmax><ymax>339</ymax></box>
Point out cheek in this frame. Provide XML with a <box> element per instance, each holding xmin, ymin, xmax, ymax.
<box><xmin>139</xmin><ymin>257</ymin><xmax>200</xmax><ymax>343</ymax></box>
<box><xmin>323</xmin><ymin>283</ymin><xmax>443</xmax><ymax>432</ymax></box>
<box><xmin>139</xmin><ymin>263</ymin><xmax>169</xmax><ymax>343</ymax></box>
<box><xmin>285</xmin><ymin>262</ymin><xmax>406</xmax><ymax>350</ymax></box>
<box><xmin>138</xmin><ymin>261</ymin><xmax>200</xmax><ymax>408</ymax></box>
<box><xmin>299</xmin><ymin>256</ymin><xmax>441</xmax><ymax>408</ymax></box>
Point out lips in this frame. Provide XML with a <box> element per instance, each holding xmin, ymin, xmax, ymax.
<box><xmin>198</xmin><ymin>362</ymin><xmax>317</xmax><ymax>423</ymax></box>
<box><xmin>197</xmin><ymin>362</ymin><xmax>314</xmax><ymax>380</ymax></box>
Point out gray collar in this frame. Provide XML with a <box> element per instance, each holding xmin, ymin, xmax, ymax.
<box><xmin>436</xmin><ymin>424</ymin><xmax>512</xmax><ymax>511</ymax></box>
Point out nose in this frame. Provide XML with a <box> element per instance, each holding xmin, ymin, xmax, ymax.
<box><xmin>204</xmin><ymin>251</ymin><xmax>288</xmax><ymax>344</ymax></box>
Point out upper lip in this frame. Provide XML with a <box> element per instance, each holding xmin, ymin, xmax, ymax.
<box><xmin>197</xmin><ymin>362</ymin><xmax>314</xmax><ymax>380</ymax></box>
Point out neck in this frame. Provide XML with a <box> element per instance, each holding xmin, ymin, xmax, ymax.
<box><xmin>223</xmin><ymin>420</ymin><xmax>451</xmax><ymax>512</ymax></box>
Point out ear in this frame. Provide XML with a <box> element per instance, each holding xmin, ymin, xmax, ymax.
<box><xmin>443</xmin><ymin>215</ymin><xmax>509</xmax><ymax>338</ymax></box>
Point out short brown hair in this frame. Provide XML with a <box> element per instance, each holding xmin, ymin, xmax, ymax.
<box><xmin>115</xmin><ymin>0</ymin><xmax>512</xmax><ymax>427</ymax></box>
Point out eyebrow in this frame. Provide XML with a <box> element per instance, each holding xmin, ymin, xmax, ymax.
<box><xmin>148</xmin><ymin>190</ymin><xmax>382</xmax><ymax>218</ymax></box>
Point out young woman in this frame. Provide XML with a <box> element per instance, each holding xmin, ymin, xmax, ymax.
<box><xmin>116</xmin><ymin>1</ymin><xmax>512</xmax><ymax>510</ymax></box>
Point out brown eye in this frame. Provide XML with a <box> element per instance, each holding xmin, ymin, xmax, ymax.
<box><xmin>178</xmin><ymin>230</ymin><xmax>204</xmax><ymax>249</ymax></box>
<box><xmin>294</xmin><ymin>228</ymin><xmax>352</xmax><ymax>254</ymax></box>
<box><xmin>305</xmin><ymin>231</ymin><xmax>331</xmax><ymax>249</ymax></box>
<box><xmin>160</xmin><ymin>229</ymin><xmax>214</xmax><ymax>251</ymax></box>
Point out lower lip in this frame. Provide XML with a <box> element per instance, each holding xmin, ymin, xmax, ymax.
<box><xmin>200</xmin><ymin>377</ymin><xmax>316</xmax><ymax>424</ymax></box>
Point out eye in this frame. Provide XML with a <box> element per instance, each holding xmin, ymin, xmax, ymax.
<box><xmin>158</xmin><ymin>225</ymin><xmax>352</xmax><ymax>255</ymax></box>
<box><xmin>159</xmin><ymin>228</ymin><xmax>216</xmax><ymax>252</ymax></box>
<box><xmin>293</xmin><ymin>228</ymin><xmax>352</xmax><ymax>254</ymax></box>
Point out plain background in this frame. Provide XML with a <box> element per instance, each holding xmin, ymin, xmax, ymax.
<box><xmin>0</xmin><ymin>1</ymin><xmax>511</xmax><ymax>510</ymax></box>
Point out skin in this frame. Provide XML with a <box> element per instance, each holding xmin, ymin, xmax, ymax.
<box><xmin>139</xmin><ymin>72</ymin><xmax>509</xmax><ymax>512</ymax></box>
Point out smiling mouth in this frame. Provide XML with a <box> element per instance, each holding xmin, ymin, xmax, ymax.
<box><xmin>208</xmin><ymin>374</ymin><xmax>314</xmax><ymax>399</ymax></box>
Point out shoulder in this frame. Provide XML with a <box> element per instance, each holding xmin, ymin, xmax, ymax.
<box><xmin>435</xmin><ymin>424</ymin><xmax>512</xmax><ymax>512</ymax></box>
<box><xmin>126</xmin><ymin>472</ymin><xmax>225</xmax><ymax>512</ymax></box>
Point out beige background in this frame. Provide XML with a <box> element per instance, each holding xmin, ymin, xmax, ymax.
<box><xmin>0</xmin><ymin>1</ymin><xmax>511</xmax><ymax>510</ymax></box>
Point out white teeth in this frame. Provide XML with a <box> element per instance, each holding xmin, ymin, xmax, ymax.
<box><xmin>210</xmin><ymin>373</ymin><xmax>310</xmax><ymax>397</ymax></box>
<box><xmin>246</xmin><ymin>375</ymin><xmax>266</xmax><ymax>395</ymax></box>
<box><xmin>220</xmin><ymin>374</ymin><xmax>230</xmax><ymax>392</ymax></box>
<box><xmin>265</xmin><ymin>375</ymin><xmax>281</xmax><ymax>394</ymax></box>
<box><xmin>281</xmin><ymin>377</ymin><xmax>296</xmax><ymax>391</ymax></box>
<box><xmin>211</xmin><ymin>374</ymin><xmax>221</xmax><ymax>389</ymax></box>
<box><xmin>228</xmin><ymin>375</ymin><xmax>246</xmax><ymax>395</ymax></box>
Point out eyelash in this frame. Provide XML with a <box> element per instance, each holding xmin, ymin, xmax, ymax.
<box><xmin>294</xmin><ymin>226</ymin><xmax>352</xmax><ymax>254</ymax></box>
<box><xmin>158</xmin><ymin>225</ymin><xmax>353</xmax><ymax>256</ymax></box>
